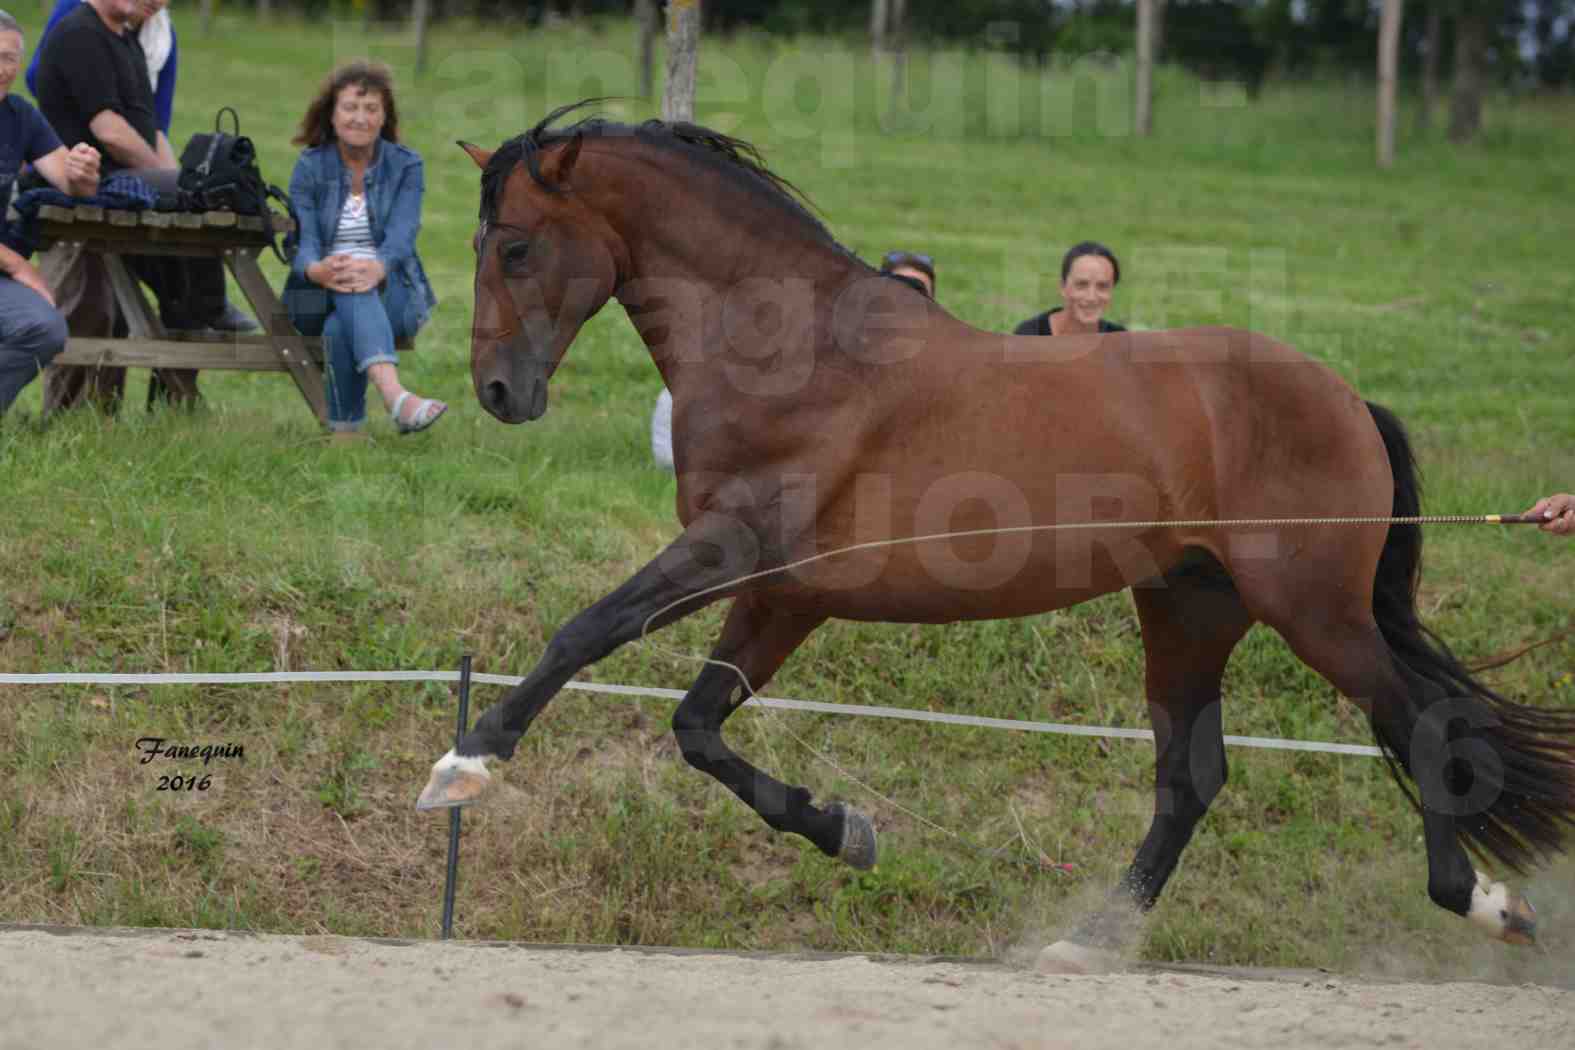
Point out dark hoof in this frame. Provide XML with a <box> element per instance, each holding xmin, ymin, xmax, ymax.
<box><xmin>829</xmin><ymin>802</ymin><xmax>877</xmax><ymax>870</ymax></box>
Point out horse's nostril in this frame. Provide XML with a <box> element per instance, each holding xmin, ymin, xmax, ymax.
<box><xmin>483</xmin><ymin>380</ymin><xmax>511</xmax><ymax>414</ymax></box>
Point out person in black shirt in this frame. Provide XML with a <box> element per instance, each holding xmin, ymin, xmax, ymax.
<box><xmin>1014</xmin><ymin>241</ymin><xmax>1127</xmax><ymax>336</ymax></box>
<box><xmin>33</xmin><ymin>0</ymin><xmax>167</xmax><ymax>171</ymax></box>
<box><xmin>34</xmin><ymin>0</ymin><xmax>254</xmax><ymax>410</ymax></box>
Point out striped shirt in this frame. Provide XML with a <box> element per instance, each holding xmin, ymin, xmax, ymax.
<box><xmin>329</xmin><ymin>193</ymin><xmax>379</xmax><ymax>261</ymax></box>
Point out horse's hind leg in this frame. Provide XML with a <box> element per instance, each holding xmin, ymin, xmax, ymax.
<box><xmin>1268</xmin><ymin>609</ymin><xmax>1541</xmax><ymax>945</ymax></box>
<box><xmin>671</xmin><ymin>597</ymin><xmax>873</xmax><ymax>866</ymax></box>
<box><xmin>1042</xmin><ymin>556</ymin><xmax>1253</xmax><ymax>973</ymax></box>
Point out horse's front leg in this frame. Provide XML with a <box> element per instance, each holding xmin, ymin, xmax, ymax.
<box><xmin>667</xmin><ymin>596</ymin><xmax>875</xmax><ymax>866</ymax></box>
<box><xmin>416</xmin><ymin>513</ymin><xmax>762</xmax><ymax>810</ymax></box>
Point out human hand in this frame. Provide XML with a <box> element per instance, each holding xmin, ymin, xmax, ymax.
<box><xmin>1524</xmin><ymin>493</ymin><xmax>1575</xmax><ymax>536</ymax></box>
<box><xmin>344</xmin><ymin>257</ymin><xmax>385</xmax><ymax>293</ymax></box>
<box><xmin>309</xmin><ymin>255</ymin><xmax>358</xmax><ymax>293</ymax></box>
<box><xmin>9</xmin><ymin>261</ymin><xmax>56</xmax><ymax>308</ymax></box>
<box><xmin>65</xmin><ymin>143</ymin><xmax>101</xmax><ymax>186</ymax></box>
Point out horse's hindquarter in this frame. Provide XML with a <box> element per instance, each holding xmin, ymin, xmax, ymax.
<box><xmin>779</xmin><ymin>326</ymin><xmax>1391</xmax><ymax>624</ymax></box>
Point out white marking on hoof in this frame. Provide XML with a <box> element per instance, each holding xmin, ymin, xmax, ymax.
<box><xmin>1468</xmin><ymin>872</ymin><xmax>1511</xmax><ymax>937</ymax></box>
<box><xmin>415</xmin><ymin>749</ymin><xmax>492</xmax><ymax>811</ymax></box>
<box><xmin>1468</xmin><ymin>871</ymin><xmax>1537</xmax><ymax>945</ymax></box>
<box><xmin>1035</xmin><ymin>940</ymin><xmax>1124</xmax><ymax>975</ymax></box>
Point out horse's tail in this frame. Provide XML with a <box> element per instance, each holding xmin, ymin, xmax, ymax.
<box><xmin>1366</xmin><ymin>400</ymin><xmax>1575</xmax><ymax>873</ymax></box>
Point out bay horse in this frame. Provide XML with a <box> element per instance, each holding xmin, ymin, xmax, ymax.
<box><xmin>419</xmin><ymin>101</ymin><xmax>1575</xmax><ymax>968</ymax></box>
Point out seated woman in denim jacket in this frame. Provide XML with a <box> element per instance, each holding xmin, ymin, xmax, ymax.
<box><xmin>284</xmin><ymin>61</ymin><xmax>443</xmax><ymax>434</ymax></box>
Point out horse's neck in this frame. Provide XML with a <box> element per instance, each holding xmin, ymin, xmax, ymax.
<box><xmin>608</xmin><ymin>213</ymin><xmax>856</xmax><ymax>399</ymax></box>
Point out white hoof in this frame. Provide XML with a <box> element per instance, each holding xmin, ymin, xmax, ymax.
<box><xmin>1035</xmin><ymin>940</ymin><xmax>1124</xmax><ymax>975</ymax></box>
<box><xmin>415</xmin><ymin>749</ymin><xmax>492</xmax><ymax>811</ymax></box>
<box><xmin>1467</xmin><ymin>870</ymin><xmax>1537</xmax><ymax>945</ymax></box>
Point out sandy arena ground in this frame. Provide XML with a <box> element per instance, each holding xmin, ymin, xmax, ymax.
<box><xmin>3</xmin><ymin>925</ymin><xmax>1573</xmax><ymax>1050</ymax></box>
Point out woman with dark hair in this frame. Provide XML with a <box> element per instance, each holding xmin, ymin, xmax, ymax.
<box><xmin>284</xmin><ymin>60</ymin><xmax>442</xmax><ymax>435</ymax></box>
<box><xmin>1014</xmin><ymin>241</ymin><xmax>1126</xmax><ymax>336</ymax></box>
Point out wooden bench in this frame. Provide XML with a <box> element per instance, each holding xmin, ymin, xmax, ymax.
<box><xmin>35</xmin><ymin>204</ymin><xmax>407</xmax><ymax>427</ymax></box>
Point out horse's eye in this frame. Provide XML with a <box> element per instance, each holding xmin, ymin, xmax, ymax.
<box><xmin>502</xmin><ymin>241</ymin><xmax>531</xmax><ymax>272</ymax></box>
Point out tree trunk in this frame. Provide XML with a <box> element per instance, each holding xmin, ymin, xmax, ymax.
<box><xmin>888</xmin><ymin>0</ymin><xmax>907</xmax><ymax>124</ymax></box>
<box><xmin>1135</xmin><ymin>0</ymin><xmax>1156</xmax><ymax>137</ymax></box>
<box><xmin>636</xmin><ymin>0</ymin><xmax>660</xmax><ymax>100</ymax></box>
<box><xmin>257</xmin><ymin>0</ymin><xmax>272</xmax><ymax>18</ymax></box>
<box><xmin>1449</xmin><ymin>5</ymin><xmax>1486</xmax><ymax>143</ymax></box>
<box><xmin>200</xmin><ymin>0</ymin><xmax>214</xmax><ymax>34</ymax></box>
<box><xmin>1377</xmin><ymin>0</ymin><xmax>1404</xmax><ymax>168</ymax></box>
<box><xmin>412</xmin><ymin>0</ymin><xmax>432</xmax><ymax>76</ymax></box>
<box><xmin>1417</xmin><ymin>4</ymin><xmax>1442</xmax><ymax>132</ymax></box>
<box><xmin>1153</xmin><ymin>0</ymin><xmax>1167</xmax><ymax>60</ymax></box>
<box><xmin>870</xmin><ymin>0</ymin><xmax>889</xmax><ymax>56</ymax></box>
<box><xmin>662</xmin><ymin>0</ymin><xmax>700</xmax><ymax>124</ymax></box>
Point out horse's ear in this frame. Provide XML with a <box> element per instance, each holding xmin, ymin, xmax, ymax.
<box><xmin>540</xmin><ymin>133</ymin><xmax>583</xmax><ymax>188</ymax></box>
<box><xmin>458</xmin><ymin>141</ymin><xmax>493</xmax><ymax>170</ymax></box>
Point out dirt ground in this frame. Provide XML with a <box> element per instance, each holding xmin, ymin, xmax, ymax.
<box><xmin>3</xmin><ymin>924</ymin><xmax>1572</xmax><ymax>1050</ymax></box>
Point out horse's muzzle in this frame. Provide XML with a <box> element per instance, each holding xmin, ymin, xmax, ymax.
<box><xmin>477</xmin><ymin>354</ymin><xmax>549</xmax><ymax>424</ymax></box>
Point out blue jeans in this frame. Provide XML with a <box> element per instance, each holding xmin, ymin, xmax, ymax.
<box><xmin>284</xmin><ymin>274</ymin><xmax>423</xmax><ymax>429</ymax></box>
<box><xmin>0</xmin><ymin>275</ymin><xmax>69</xmax><ymax>417</ymax></box>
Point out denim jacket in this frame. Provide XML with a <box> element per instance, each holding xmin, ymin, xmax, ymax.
<box><xmin>287</xmin><ymin>139</ymin><xmax>437</xmax><ymax>325</ymax></box>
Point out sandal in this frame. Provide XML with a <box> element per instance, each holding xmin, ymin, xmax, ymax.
<box><xmin>391</xmin><ymin>391</ymin><xmax>447</xmax><ymax>434</ymax></box>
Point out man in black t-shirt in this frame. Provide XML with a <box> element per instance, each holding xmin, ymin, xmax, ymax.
<box><xmin>34</xmin><ymin>0</ymin><xmax>255</xmax><ymax>410</ymax></box>
<box><xmin>34</xmin><ymin>0</ymin><xmax>168</xmax><ymax>174</ymax></box>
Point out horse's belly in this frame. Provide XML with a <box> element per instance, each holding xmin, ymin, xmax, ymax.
<box><xmin>768</xmin><ymin>532</ymin><xmax>1183</xmax><ymax>623</ymax></box>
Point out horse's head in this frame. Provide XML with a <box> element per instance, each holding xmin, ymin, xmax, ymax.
<box><xmin>462</xmin><ymin>135</ymin><xmax>624</xmax><ymax>423</ymax></box>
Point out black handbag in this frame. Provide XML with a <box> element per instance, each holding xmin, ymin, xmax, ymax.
<box><xmin>177</xmin><ymin>107</ymin><xmax>294</xmax><ymax>261</ymax></box>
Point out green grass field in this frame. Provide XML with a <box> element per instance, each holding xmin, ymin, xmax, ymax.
<box><xmin>1</xmin><ymin>11</ymin><xmax>1572</xmax><ymax>980</ymax></box>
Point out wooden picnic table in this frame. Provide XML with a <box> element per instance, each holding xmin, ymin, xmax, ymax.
<box><xmin>34</xmin><ymin>204</ymin><xmax>331</xmax><ymax>425</ymax></box>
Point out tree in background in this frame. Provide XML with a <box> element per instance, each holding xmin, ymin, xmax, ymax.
<box><xmin>218</xmin><ymin>0</ymin><xmax>1575</xmax><ymax>125</ymax></box>
<box><xmin>1135</xmin><ymin>0</ymin><xmax>1157</xmax><ymax>136</ymax></box>
<box><xmin>663</xmin><ymin>0</ymin><xmax>699</xmax><ymax>123</ymax></box>
<box><xmin>870</xmin><ymin>0</ymin><xmax>910</xmax><ymax>125</ymax></box>
<box><xmin>1448</xmin><ymin>0</ymin><xmax>1495</xmax><ymax>142</ymax></box>
<box><xmin>1377</xmin><ymin>0</ymin><xmax>1403</xmax><ymax>167</ymax></box>
<box><xmin>1172</xmin><ymin>1</ymin><xmax>1273</xmax><ymax>96</ymax></box>
<box><xmin>636</xmin><ymin>0</ymin><xmax>659</xmax><ymax>99</ymax></box>
<box><xmin>1414</xmin><ymin>0</ymin><xmax>1443</xmax><ymax>131</ymax></box>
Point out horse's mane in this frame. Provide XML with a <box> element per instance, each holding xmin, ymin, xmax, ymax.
<box><xmin>479</xmin><ymin>99</ymin><xmax>861</xmax><ymax>262</ymax></box>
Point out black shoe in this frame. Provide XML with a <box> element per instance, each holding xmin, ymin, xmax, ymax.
<box><xmin>210</xmin><ymin>302</ymin><xmax>260</xmax><ymax>333</ymax></box>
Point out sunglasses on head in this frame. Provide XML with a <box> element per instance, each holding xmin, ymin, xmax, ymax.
<box><xmin>882</xmin><ymin>251</ymin><xmax>934</xmax><ymax>273</ymax></box>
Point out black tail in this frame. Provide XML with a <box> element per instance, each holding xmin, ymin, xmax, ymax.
<box><xmin>1366</xmin><ymin>401</ymin><xmax>1575</xmax><ymax>873</ymax></box>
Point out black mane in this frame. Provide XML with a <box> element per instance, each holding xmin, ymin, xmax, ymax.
<box><xmin>479</xmin><ymin>99</ymin><xmax>858</xmax><ymax>259</ymax></box>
